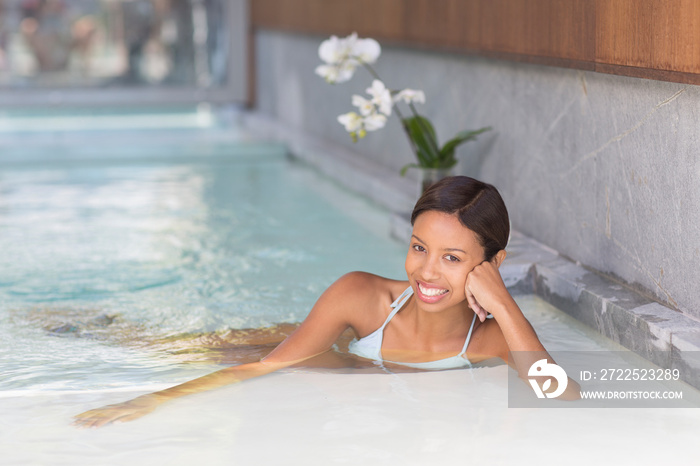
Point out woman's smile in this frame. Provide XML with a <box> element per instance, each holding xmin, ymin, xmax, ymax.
<box><xmin>416</xmin><ymin>281</ymin><xmax>449</xmax><ymax>303</ymax></box>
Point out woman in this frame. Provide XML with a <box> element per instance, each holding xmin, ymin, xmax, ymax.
<box><xmin>74</xmin><ymin>176</ymin><xmax>579</xmax><ymax>428</ymax></box>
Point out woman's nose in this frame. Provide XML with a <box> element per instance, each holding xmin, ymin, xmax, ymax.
<box><xmin>420</xmin><ymin>255</ymin><xmax>441</xmax><ymax>280</ymax></box>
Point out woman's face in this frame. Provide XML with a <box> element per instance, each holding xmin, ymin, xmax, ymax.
<box><xmin>405</xmin><ymin>211</ymin><xmax>486</xmax><ymax>312</ymax></box>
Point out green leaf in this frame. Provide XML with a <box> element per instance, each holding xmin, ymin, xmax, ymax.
<box><xmin>400</xmin><ymin>163</ymin><xmax>422</xmax><ymax>176</ymax></box>
<box><xmin>439</xmin><ymin>126</ymin><xmax>491</xmax><ymax>163</ymax></box>
<box><xmin>403</xmin><ymin>115</ymin><xmax>440</xmax><ymax>167</ymax></box>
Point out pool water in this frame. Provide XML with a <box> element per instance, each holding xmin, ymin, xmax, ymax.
<box><xmin>0</xmin><ymin>150</ymin><xmax>408</xmax><ymax>391</ymax></box>
<box><xmin>1</xmin><ymin>137</ymin><xmax>698</xmax><ymax>465</ymax></box>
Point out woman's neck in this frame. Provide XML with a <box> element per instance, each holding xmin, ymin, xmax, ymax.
<box><xmin>405</xmin><ymin>298</ymin><xmax>475</xmax><ymax>349</ymax></box>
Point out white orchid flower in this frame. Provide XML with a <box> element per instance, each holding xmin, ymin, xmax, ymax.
<box><xmin>318</xmin><ymin>35</ymin><xmax>347</xmax><ymax>65</ymax></box>
<box><xmin>337</xmin><ymin>111</ymin><xmax>363</xmax><ymax>133</ymax></box>
<box><xmin>317</xmin><ymin>33</ymin><xmax>381</xmax><ymax>83</ymax></box>
<box><xmin>341</xmin><ymin>32</ymin><xmax>358</xmax><ymax>54</ymax></box>
<box><xmin>338</xmin><ymin>61</ymin><xmax>359</xmax><ymax>82</ymax></box>
<box><xmin>366</xmin><ymin>80</ymin><xmax>392</xmax><ymax>116</ymax></box>
<box><xmin>353</xmin><ymin>37</ymin><xmax>381</xmax><ymax>64</ymax></box>
<box><xmin>337</xmin><ymin>109</ymin><xmax>386</xmax><ymax>142</ymax></box>
<box><xmin>317</xmin><ymin>34</ymin><xmax>356</xmax><ymax>83</ymax></box>
<box><xmin>315</xmin><ymin>62</ymin><xmax>357</xmax><ymax>84</ymax></box>
<box><xmin>363</xmin><ymin>113</ymin><xmax>387</xmax><ymax>131</ymax></box>
<box><xmin>393</xmin><ymin>88</ymin><xmax>426</xmax><ymax>105</ymax></box>
<box><xmin>352</xmin><ymin>95</ymin><xmax>375</xmax><ymax>116</ymax></box>
<box><xmin>315</xmin><ymin>64</ymin><xmax>338</xmax><ymax>82</ymax></box>
<box><xmin>338</xmin><ymin>33</ymin><xmax>380</xmax><ymax>64</ymax></box>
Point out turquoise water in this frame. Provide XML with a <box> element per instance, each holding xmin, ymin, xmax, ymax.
<box><xmin>0</xmin><ymin>149</ymin><xmax>407</xmax><ymax>392</ymax></box>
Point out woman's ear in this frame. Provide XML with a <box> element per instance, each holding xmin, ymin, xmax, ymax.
<box><xmin>491</xmin><ymin>249</ymin><xmax>507</xmax><ymax>268</ymax></box>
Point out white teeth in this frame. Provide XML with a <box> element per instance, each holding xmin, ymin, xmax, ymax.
<box><xmin>418</xmin><ymin>283</ymin><xmax>448</xmax><ymax>297</ymax></box>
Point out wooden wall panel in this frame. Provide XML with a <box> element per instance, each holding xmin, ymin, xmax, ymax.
<box><xmin>468</xmin><ymin>0</ymin><xmax>594</xmax><ymax>60</ymax></box>
<box><xmin>401</xmin><ymin>0</ymin><xmax>465</xmax><ymax>49</ymax></box>
<box><xmin>251</xmin><ymin>0</ymin><xmax>404</xmax><ymax>40</ymax></box>
<box><xmin>596</xmin><ymin>0</ymin><xmax>700</xmax><ymax>74</ymax></box>
<box><xmin>251</xmin><ymin>0</ymin><xmax>700</xmax><ymax>84</ymax></box>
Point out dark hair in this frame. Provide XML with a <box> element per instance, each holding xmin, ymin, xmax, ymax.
<box><xmin>410</xmin><ymin>176</ymin><xmax>510</xmax><ymax>261</ymax></box>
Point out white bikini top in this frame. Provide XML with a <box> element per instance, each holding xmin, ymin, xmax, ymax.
<box><xmin>347</xmin><ymin>287</ymin><xmax>477</xmax><ymax>370</ymax></box>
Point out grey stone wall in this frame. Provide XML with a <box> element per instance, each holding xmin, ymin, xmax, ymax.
<box><xmin>255</xmin><ymin>30</ymin><xmax>700</xmax><ymax>319</ymax></box>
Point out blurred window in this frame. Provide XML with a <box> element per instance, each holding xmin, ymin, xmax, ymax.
<box><xmin>0</xmin><ymin>0</ymin><xmax>230</xmax><ymax>88</ymax></box>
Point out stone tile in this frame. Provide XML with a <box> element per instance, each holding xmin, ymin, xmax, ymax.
<box><xmin>669</xmin><ymin>330</ymin><xmax>700</xmax><ymax>388</ymax></box>
<box><xmin>672</xmin><ymin>330</ymin><xmax>700</xmax><ymax>352</ymax></box>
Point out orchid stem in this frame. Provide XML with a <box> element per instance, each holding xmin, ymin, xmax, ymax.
<box><xmin>360</xmin><ymin>61</ymin><xmax>382</xmax><ymax>81</ymax></box>
<box><xmin>359</xmin><ymin>60</ymin><xmax>421</xmax><ymax>162</ymax></box>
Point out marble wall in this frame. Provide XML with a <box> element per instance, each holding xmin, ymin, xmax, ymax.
<box><xmin>255</xmin><ymin>30</ymin><xmax>700</xmax><ymax>319</ymax></box>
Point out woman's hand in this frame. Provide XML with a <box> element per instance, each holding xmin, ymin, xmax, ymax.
<box><xmin>464</xmin><ymin>258</ymin><xmax>515</xmax><ymax>322</ymax></box>
<box><xmin>73</xmin><ymin>394</ymin><xmax>161</xmax><ymax>429</ymax></box>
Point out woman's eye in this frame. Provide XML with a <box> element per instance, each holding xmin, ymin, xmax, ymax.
<box><xmin>445</xmin><ymin>255</ymin><xmax>460</xmax><ymax>262</ymax></box>
<box><xmin>412</xmin><ymin>244</ymin><xmax>425</xmax><ymax>252</ymax></box>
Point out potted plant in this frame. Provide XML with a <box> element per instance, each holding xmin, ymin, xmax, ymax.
<box><xmin>315</xmin><ymin>33</ymin><xmax>491</xmax><ymax>193</ymax></box>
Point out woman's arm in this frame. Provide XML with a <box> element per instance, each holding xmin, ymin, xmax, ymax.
<box><xmin>465</xmin><ymin>256</ymin><xmax>581</xmax><ymax>400</ymax></box>
<box><xmin>74</xmin><ymin>272</ymin><xmax>376</xmax><ymax>428</ymax></box>
<box><xmin>73</xmin><ymin>359</ymin><xmax>294</xmax><ymax>428</ymax></box>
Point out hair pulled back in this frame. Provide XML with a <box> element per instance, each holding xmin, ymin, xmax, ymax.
<box><xmin>410</xmin><ymin>176</ymin><xmax>510</xmax><ymax>261</ymax></box>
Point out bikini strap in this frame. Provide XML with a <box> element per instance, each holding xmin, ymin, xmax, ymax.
<box><xmin>458</xmin><ymin>313</ymin><xmax>478</xmax><ymax>356</ymax></box>
<box><xmin>381</xmin><ymin>287</ymin><xmax>413</xmax><ymax>329</ymax></box>
<box><xmin>390</xmin><ymin>286</ymin><xmax>413</xmax><ymax>308</ymax></box>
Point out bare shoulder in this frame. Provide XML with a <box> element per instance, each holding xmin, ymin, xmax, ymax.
<box><xmin>323</xmin><ymin>271</ymin><xmax>407</xmax><ymax>310</ymax></box>
<box><xmin>329</xmin><ymin>271</ymin><xmax>405</xmax><ymax>300</ymax></box>
<box><xmin>264</xmin><ymin>273</ymin><xmax>406</xmax><ymax>364</ymax></box>
<box><xmin>322</xmin><ymin>272</ymin><xmax>408</xmax><ymax>336</ymax></box>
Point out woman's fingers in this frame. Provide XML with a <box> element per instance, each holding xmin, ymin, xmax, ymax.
<box><xmin>73</xmin><ymin>410</ymin><xmax>102</xmax><ymax>427</ymax></box>
<box><xmin>73</xmin><ymin>411</ymin><xmax>116</xmax><ymax>428</ymax></box>
<box><xmin>465</xmin><ymin>285</ymin><xmax>487</xmax><ymax>322</ymax></box>
<box><xmin>74</xmin><ymin>412</ymin><xmax>126</xmax><ymax>429</ymax></box>
<box><xmin>465</xmin><ymin>259</ymin><xmax>512</xmax><ymax>322</ymax></box>
<box><xmin>73</xmin><ymin>402</ymin><xmax>151</xmax><ymax>428</ymax></box>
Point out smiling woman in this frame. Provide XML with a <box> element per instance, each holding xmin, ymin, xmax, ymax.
<box><xmin>74</xmin><ymin>175</ymin><xmax>580</xmax><ymax>428</ymax></box>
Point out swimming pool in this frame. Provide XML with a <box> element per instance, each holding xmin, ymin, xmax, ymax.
<box><xmin>1</xmin><ymin>127</ymin><xmax>698</xmax><ymax>465</ymax></box>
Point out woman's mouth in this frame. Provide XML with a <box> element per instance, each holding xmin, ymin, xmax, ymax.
<box><xmin>416</xmin><ymin>282</ymin><xmax>449</xmax><ymax>303</ymax></box>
